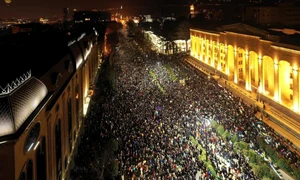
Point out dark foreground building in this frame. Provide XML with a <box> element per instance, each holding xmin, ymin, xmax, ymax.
<box><xmin>0</xmin><ymin>28</ymin><xmax>100</xmax><ymax>179</ymax></box>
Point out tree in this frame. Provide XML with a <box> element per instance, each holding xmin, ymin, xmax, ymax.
<box><xmin>161</xmin><ymin>19</ymin><xmax>177</xmax><ymax>41</ymax></box>
<box><xmin>106</xmin><ymin>32</ymin><xmax>119</xmax><ymax>48</ymax></box>
<box><xmin>231</xmin><ymin>133</ymin><xmax>239</xmax><ymax>143</ymax></box>
<box><xmin>216</xmin><ymin>125</ymin><xmax>225</xmax><ymax>136</ymax></box>
<box><xmin>174</xmin><ymin>20</ymin><xmax>190</xmax><ymax>52</ymax></box>
<box><xmin>104</xmin><ymin>160</ymin><xmax>119</xmax><ymax>178</ymax></box>
<box><xmin>126</xmin><ymin>19</ymin><xmax>139</xmax><ymax>36</ymax></box>
<box><xmin>98</xmin><ymin>138</ymin><xmax>119</xmax><ymax>179</ymax></box>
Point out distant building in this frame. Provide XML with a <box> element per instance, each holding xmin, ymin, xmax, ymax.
<box><xmin>39</xmin><ymin>18</ymin><xmax>49</xmax><ymax>24</ymax></box>
<box><xmin>190</xmin><ymin>3</ymin><xmax>245</xmax><ymax>22</ymax></box>
<box><xmin>144</xmin><ymin>31</ymin><xmax>190</xmax><ymax>54</ymax></box>
<box><xmin>73</xmin><ymin>10</ymin><xmax>111</xmax><ymax>24</ymax></box>
<box><xmin>11</xmin><ymin>23</ymin><xmax>54</xmax><ymax>34</ymax></box>
<box><xmin>140</xmin><ymin>15</ymin><xmax>153</xmax><ymax>23</ymax></box>
<box><xmin>160</xmin><ymin>4</ymin><xmax>190</xmax><ymax>18</ymax></box>
<box><xmin>63</xmin><ymin>7</ymin><xmax>70</xmax><ymax>21</ymax></box>
<box><xmin>63</xmin><ymin>7</ymin><xmax>70</xmax><ymax>30</ymax></box>
<box><xmin>190</xmin><ymin>4</ymin><xmax>198</xmax><ymax>18</ymax></box>
<box><xmin>0</xmin><ymin>28</ymin><xmax>100</xmax><ymax>180</ymax></box>
<box><xmin>244</xmin><ymin>3</ymin><xmax>300</xmax><ymax>27</ymax></box>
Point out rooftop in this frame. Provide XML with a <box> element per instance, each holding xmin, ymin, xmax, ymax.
<box><xmin>191</xmin><ymin>22</ymin><xmax>300</xmax><ymax>47</ymax></box>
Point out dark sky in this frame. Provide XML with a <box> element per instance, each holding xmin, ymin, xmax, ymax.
<box><xmin>0</xmin><ymin>0</ymin><xmax>188</xmax><ymax>19</ymax></box>
<box><xmin>0</xmin><ymin>0</ymin><xmax>151</xmax><ymax>19</ymax></box>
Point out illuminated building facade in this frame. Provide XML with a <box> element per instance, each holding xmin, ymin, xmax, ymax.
<box><xmin>144</xmin><ymin>31</ymin><xmax>190</xmax><ymax>54</ymax></box>
<box><xmin>0</xmin><ymin>29</ymin><xmax>100</xmax><ymax>180</ymax></box>
<box><xmin>190</xmin><ymin>23</ymin><xmax>300</xmax><ymax>115</ymax></box>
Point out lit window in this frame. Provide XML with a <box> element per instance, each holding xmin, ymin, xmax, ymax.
<box><xmin>24</xmin><ymin>123</ymin><xmax>40</xmax><ymax>153</ymax></box>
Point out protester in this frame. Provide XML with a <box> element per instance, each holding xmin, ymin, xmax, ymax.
<box><xmin>72</xmin><ymin>30</ymin><xmax>299</xmax><ymax>180</ymax></box>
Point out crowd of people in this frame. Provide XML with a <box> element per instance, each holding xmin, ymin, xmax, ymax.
<box><xmin>72</xmin><ymin>30</ymin><xmax>300</xmax><ymax>180</ymax></box>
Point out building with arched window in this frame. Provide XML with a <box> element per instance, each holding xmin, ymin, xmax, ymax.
<box><xmin>189</xmin><ymin>23</ymin><xmax>300</xmax><ymax>145</ymax></box>
<box><xmin>0</xmin><ymin>28</ymin><xmax>100</xmax><ymax>180</ymax></box>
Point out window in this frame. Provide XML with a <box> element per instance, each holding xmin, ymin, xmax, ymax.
<box><xmin>19</xmin><ymin>172</ymin><xmax>26</xmax><ymax>180</ymax></box>
<box><xmin>19</xmin><ymin>160</ymin><xmax>33</xmax><ymax>180</ymax></box>
<box><xmin>290</xmin><ymin>94</ymin><xmax>293</xmax><ymax>100</ymax></box>
<box><xmin>36</xmin><ymin>137</ymin><xmax>47</xmax><ymax>180</ymax></box>
<box><xmin>26</xmin><ymin>160</ymin><xmax>33</xmax><ymax>180</ymax></box>
<box><xmin>55</xmin><ymin>120</ymin><xmax>62</xmax><ymax>179</ymax></box>
<box><xmin>54</xmin><ymin>73</ymin><xmax>63</xmax><ymax>87</ymax></box>
<box><xmin>24</xmin><ymin>123</ymin><xmax>40</xmax><ymax>153</ymax></box>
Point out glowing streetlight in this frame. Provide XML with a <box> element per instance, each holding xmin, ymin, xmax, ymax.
<box><xmin>5</xmin><ymin>0</ymin><xmax>11</xmax><ymax>5</ymax></box>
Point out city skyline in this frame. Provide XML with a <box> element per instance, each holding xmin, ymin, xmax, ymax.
<box><xmin>0</xmin><ymin>0</ymin><xmax>169</xmax><ymax>19</ymax></box>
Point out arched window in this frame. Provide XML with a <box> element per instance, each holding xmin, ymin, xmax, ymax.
<box><xmin>68</xmin><ymin>98</ymin><xmax>73</xmax><ymax>151</ymax></box>
<box><xmin>36</xmin><ymin>137</ymin><xmax>47</xmax><ymax>180</ymax></box>
<box><xmin>24</xmin><ymin>123</ymin><xmax>40</xmax><ymax>153</ymax></box>
<box><xmin>26</xmin><ymin>160</ymin><xmax>33</xmax><ymax>180</ymax></box>
<box><xmin>55</xmin><ymin>120</ymin><xmax>62</xmax><ymax>179</ymax></box>
<box><xmin>19</xmin><ymin>172</ymin><xmax>26</xmax><ymax>180</ymax></box>
<box><xmin>18</xmin><ymin>160</ymin><xmax>33</xmax><ymax>180</ymax></box>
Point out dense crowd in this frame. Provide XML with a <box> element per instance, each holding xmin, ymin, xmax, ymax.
<box><xmin>72</xmin><ymin>30</ymin><xmax>300</xmax><ymax>180</ymax></box>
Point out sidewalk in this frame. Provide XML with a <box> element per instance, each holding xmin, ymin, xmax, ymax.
<box><xmin>217</xmin><ymin>76</ymin><xmax>300</xmax><ymax>154</ymax></box>
<box><xmin>185</xmin><ymin>58</ymin><xmax>300</xmax><ymax>154</ymax></box>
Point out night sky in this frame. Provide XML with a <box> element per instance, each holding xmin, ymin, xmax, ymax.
<box><xmin>0</xmin><ymin>0</ymin><xmax>188</xmax><ymax>19</ymax></box>
<box><xmin>0</xmin><ymin>0</ymin><xmax>179</xmax><ymax>19</ymax></box>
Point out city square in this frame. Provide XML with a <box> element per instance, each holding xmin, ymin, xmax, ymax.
<box><xmin>71</xmin><ymin>28</ymin><xmax>300</xmax><ymax>179</ymax></box>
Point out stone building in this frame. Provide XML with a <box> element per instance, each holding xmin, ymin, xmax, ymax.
<box><xmin>0</xmin><ymin>28</ymin><xmax>101</xmax><ymax>180</ymax></box>
<box><xmin>190</xmin><ymin>23</ymin><xmax>300</xmax><ymax>119</ymax></box>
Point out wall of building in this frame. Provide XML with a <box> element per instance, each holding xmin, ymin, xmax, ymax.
<box><xmin>245</xmin><ymin>6</ymin><xmax>300</xmax><ymax>27</ymax></box>
<box><xmin>190</xmin><ymin>28</ymin><xmax>300</xmax><ymax>115</ymax></box>
<box><xmin>0</xmin><ymin>142</ymin><xmax>15</xmax><ymax>179</ymax></box>
<box><xmin>8</xmin><ymin>35</ymin><xmax>100</xmax><ymax>180</ymax></box>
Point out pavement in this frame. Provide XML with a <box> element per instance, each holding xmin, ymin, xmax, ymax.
<box><xmin>279</xmin><ymin>169</ymin><xmax>295</xmax><ymax>180</ymax></box>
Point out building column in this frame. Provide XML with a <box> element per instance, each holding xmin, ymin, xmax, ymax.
<box><xmin>274</xmin><ymin>62</ymin><xmax>280</xmax><ymax>102</ymax></box>
<box><xmin>194</xmin><ymin>36</ymin><xmax>197</xmax><ymax>57</ymax></box>
<box><xmin>258</xmin><ymin>57</ymin><xmax>263</xmax><ymax>92</ymax></box>
<box><xmin>200</xmin><ymin>38</ymin><xmax>203</xmax><ymax>61</ymax></box>
<box><xmin>234</xmin><ymin>49</ymin><xmax>239</xmax><ymax>84</ymax></box>
<box><xmin>193</xmin><ymin>36</ymin><xmax>197</xmax><ymax>57</ymax></box>
<box><xmin>245</xmin><ymin>53</ymin><xmax>250</xmax><ymax>90</ymax></box>
<box><xmin>198</xmin><ymin>37</ymin><xmax>201</xmax><ymax>59</ymax></box>
<box><xmin>218</xmin><ymin>44</ymin><xmax>221</xmax><ymax>71</ymax></box>
<box><xmin>194</xmin><ymin>37</ymin><xmax>198</xmax><ymax>58</ymax></box>
<box><xmin>211</xmin><ymin>42</ymin><xmax>215</xmax><ymax>67</ymax></box>
<box><xmin>225</xmin><ymin>46</ymin><xmax>229</xmax><ymax>75</ymax></box>
<box><xmin>197</xmin><ymin>37</ymin><xmax>200</xmax><ymax>59</ymax></box>
<box><xmin>190</xmin><ymin>36</ymin><xmax>194</xmax><ymax>56</ymax></box>
<box><xmin>293</xmin><ymin>68</ymin><xmax>299</xmax><ymax>112</ymax></box>
<box><xmin>205</xmin><ymin>40</ymin><xmax>209</xmax><ymax>64</ymax></box>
